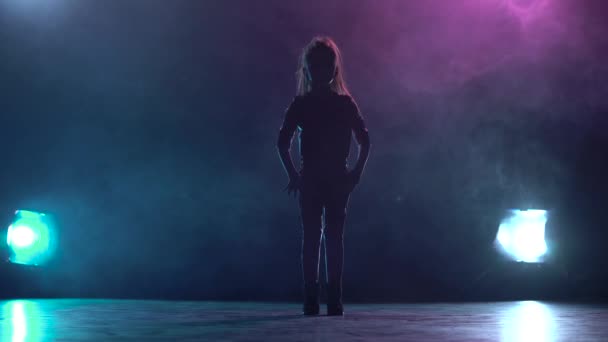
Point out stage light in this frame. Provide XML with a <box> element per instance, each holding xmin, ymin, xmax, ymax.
<box><xmin>6</xmin><ymin>210</ymin><xmax>55</xmax><ymax>266</ymax></box>
<box><xmin>496</xmin><ymin>209</ymin><xmax>548</xmax><ymax>263</ymax></box>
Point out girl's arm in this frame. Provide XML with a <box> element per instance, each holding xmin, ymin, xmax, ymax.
<box><xmin>277</xmin><ymin>139</ymin><xmax>298</xmax><ymax>179</ymax></box>
<box><xmin>348</xmin><ymin>98</ymin><xmax>371</xmax><ymax>184</ymax></box>
<box><xmin>277</xmin><ymin>98</ymin><xmax>300</xmax><ymax>195</ymax></box>
<box><xmin>351</xmin><ymin>130</ymin><xmax>371</xmax><ymax>183</ymax></box>
<box><xmin>351</xmin><ymin>126</ymin><xmax>370</xmax><ymax>184</ymax></box>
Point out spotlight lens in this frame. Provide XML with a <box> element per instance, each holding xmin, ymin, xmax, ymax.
<box><xmin>496</xmin><ymin>209</ymin><xmax>548</xmax><ymax>263</ymax></box>
<box><xmin>7</xmin><ymin>225</ymin><xmax>37</xmax><ymax>248</ymax></box>
<box><xmin>5</xmin><ymin>210</ymin><xmax>55</xmax><ymax>266</ymax></box>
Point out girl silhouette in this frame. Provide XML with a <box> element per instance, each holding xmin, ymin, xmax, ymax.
<box><xmin>277</xmin><ymin>37</ymin><xmax>371</xmax><ymax>316</ymax></box>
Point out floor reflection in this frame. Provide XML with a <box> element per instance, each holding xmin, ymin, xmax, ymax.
<box><xmin>0</xmin><ymin>299</ymin><xmax>604</xmax><ymax>341</ymax></box>
<box><xmin>501</xmin><ymin>301</ymin><xmax>555</xmax><ymax>342</ymax></box>
<box><xmin>1</xmin><ymin>301</ymin><xmax>44</xmax><ymax>342</ymax></box>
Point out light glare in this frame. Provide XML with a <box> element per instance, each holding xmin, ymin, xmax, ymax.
<box><xmin>8</xmin><ymin>226</ymin><xmax>37</xmax><ymax>248</ymax></box>
<box><xmin>1</xmin><ymin>301</ymin><xmax>44</xmax><ymax>342</ymax></box>
<box><xmin>501</xmin><ymin>301</ymin><xmax>555</xmax><ymax>342</ymax></box>
<box><xmin>496</xmin><ymin>209</ymin><xmax>548</xmax><ymax>262</ymax></box>
<box><xmin>5</xmin><ymin>210</ymin><xmax>55</xmax><ymax>266</ymax></box>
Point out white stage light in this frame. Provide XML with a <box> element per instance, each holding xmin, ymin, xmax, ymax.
<box><xmin>496</xmin><ymin>209</ymin><xmax>548</xmax><ymax>263</ymax></box>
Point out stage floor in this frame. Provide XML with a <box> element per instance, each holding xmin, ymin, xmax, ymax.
<box><xmin>0</xmin><ymin>299</ymin><xmax>607</xmax><ymax>341</ymax></box>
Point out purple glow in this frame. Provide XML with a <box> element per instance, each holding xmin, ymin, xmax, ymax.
<box><xmin>505</xmin><ymin>0</ymin><xmax>551</xmax><ymax>24</ymax></box>
<box><xmin>340</xmin><ymin>0</ymin><xmax>581</xmax><ymax>93</ymax></box>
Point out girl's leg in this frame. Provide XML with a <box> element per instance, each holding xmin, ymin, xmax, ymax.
<box><xmin>324</xmin><ymin>187</ymin><xmax>350</xmax><ymax>315</ymax></box>
<box><xmin>299</xmin><ymin>181</ymin><xmax>323</xmax><ymax>314</ymax></box>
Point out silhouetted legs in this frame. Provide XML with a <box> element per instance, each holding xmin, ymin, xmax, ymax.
<box><xmin>300</xmin><ymin>186</ymin><xmax>323</xmax><ymax>283</ymax></box>
<box><xmin>299</xmin><ymin>179</ymin><xmax>323</xmax><ymax>315</ymax></box>
<box><xmin>300</xmin><ymin>175</ymin><xmax>350</xmax><ymax>315</ymax></box>
<box><xmin>324</xmin><ymin>189</ymin><xmax>349</xmax><ymax>315</ymax></box>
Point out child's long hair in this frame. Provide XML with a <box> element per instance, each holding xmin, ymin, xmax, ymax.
<box><xmin>296</xmin><ymin>37</ymin><xmax>351</xmax><ymax>97</ymax></box>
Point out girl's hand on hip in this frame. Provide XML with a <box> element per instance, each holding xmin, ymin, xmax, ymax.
<box><xmin>283</xmin><ymin>174</ymin><xmax>301</xmax><ymax>197</ymax></box>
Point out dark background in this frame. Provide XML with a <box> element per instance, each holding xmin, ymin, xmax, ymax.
<box><xmin>0</xmin><ymin>0</ymin><xmax>607</xmax><ymax>301</ymax></box>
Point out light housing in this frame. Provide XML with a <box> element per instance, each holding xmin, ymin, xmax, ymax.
<box><xmin>6</xmin><ymin>209</ymin><xmax>56</xmax><ymax>266</ymax></box>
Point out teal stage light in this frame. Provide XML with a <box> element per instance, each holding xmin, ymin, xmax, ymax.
<box><xmin>6</xmin><ymin>210</ymin><xmax>55</xmax><ymax>266</ymax></box>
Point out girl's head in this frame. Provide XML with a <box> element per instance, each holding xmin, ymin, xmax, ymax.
<box><xmin>297</xmin><ymin>36</ymin><xmax>350</xmax><ymax>96</ymax></box>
